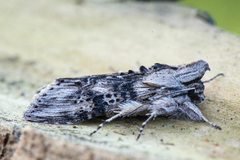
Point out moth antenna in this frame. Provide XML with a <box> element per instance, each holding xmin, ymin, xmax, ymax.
<box><xmin>89</xmin><ymin>113</ymin><xmax>122</xmax><ymax>136</ymax></box>
<box><xmin>201</xmin><ymin>116</ymin><xmax>222</xmax><ymax>130</ymax></box>
<box><xmin>202</xmin><ymin>73</ymin><xmax>224</xmax><ymax>83</ymax></box>
<box><xmin>136</xmin><ymin>114</ymin><xmax>155</xmax><ymax>141</ymax></box>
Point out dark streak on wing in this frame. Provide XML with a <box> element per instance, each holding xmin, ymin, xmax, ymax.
<box><xmin>24</xmin><ymin>73</ymin><xmax>142</xmax><ymax>124</ymax></box>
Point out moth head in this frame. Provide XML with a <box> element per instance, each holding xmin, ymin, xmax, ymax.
<box><xmin>187</xmin><ymin>82</ymin><xmax>205</xmax><ymax>104</ymax></box>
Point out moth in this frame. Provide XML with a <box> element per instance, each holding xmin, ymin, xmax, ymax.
<box><xmin>24</xmin><ymin>60</ymin><xmax>223</xmax><ymax>140</ymax></box>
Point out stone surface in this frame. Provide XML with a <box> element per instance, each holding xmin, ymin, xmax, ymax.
<box><xmin>0</xmin><ymin>0</ymin><xmax>240</xmax><ymax>160</ymax></box>
<box><xmin>11</xmin><ymin>126</ymin><xmax>138</xmax><ymax>160</ymax></box>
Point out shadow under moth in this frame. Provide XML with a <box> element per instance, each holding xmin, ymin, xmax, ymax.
<box><xmin>24</xmin><ymin>60</ymin><xmax>223</xmax><ymax>140</ymax></box>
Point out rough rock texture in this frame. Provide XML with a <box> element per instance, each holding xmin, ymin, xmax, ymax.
<box><xmin>0</xmin><ymin>127</ymin><xmax>19</xmax><ymax>160</ymax></box>
<box><xmin>0</xmin><ymin>0</ymin><xmax>240</xmax><ymax>160</ymax></box>
<box><xmin>11</xmin><ymin>126</ymin><xmax>138</xmax><ymax>160</ymax></box>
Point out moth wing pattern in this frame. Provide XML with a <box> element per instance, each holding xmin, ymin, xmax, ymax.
<box><xmin>24</xmin><ymin>73</ymin><xmax>144</xmax><ymax>124</ymax></box>
<box><xmin>24</xmin><ymin>60</ymin><xmax>222</xmax><ymax>140</ymax></box>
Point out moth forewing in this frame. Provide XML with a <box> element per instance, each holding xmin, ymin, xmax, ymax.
<box><xmin>24</xmin><ymin>60</ymin><xmax>222</xmax><ymax>140</ymax></box>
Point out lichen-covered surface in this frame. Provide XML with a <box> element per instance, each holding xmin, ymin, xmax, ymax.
<box><xmin>0</xmin><ymin>0</ymin><xmax>239</xmax><ymax>160</ymax></box>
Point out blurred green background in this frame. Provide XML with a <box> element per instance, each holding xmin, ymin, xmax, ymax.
<box><xmin>180</xmin><ymin>0</ymin><xmax>240</xmax><ymax>35</ymax></box>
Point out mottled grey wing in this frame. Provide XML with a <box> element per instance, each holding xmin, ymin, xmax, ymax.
<box><xmin>24</xmin><ymin>73</ymin><xmax>141</xmax><ymax>124</ymax></box>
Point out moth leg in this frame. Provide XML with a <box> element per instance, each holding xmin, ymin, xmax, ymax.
<box><xmin>89</xmin><ymin>101</ymin><xmax>145</xmax><ymax>136</ymax></box>
<box><xmin>135</xmin><ymin>97</ymin><xmax>179</xmax><ymax>140</ymax></box>
<box><xmin>89</xmin><ymin>113</ymin><xmax>123</xmax><ymax>136</ymax></box>
<box><xmin>136</xmin><ymin>114</ymin><xmax>155</xmax><ymax>140</ymax></box>
<box><xmin>201</xmin><ymin>116</ymin><xmax>221</xmax><ymax>130</ymax></box>
<box><xmin>181</xmin><ymin>102</ymin><xmax>221</xmax><ymax>130</ymax></box>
